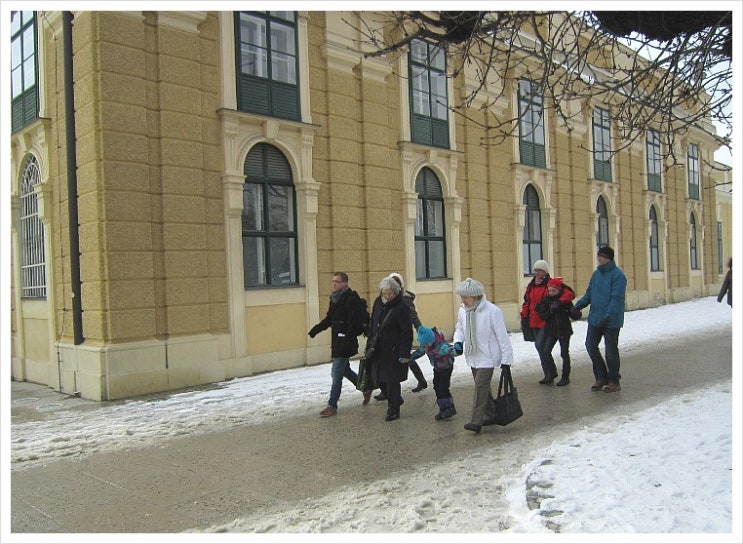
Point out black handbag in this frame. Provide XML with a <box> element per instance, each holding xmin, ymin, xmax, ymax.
<box><xmin>521</xmin><ymin>317</ymin><xmax>535</xmax><ymax>342</ymax></box>
<box><xmin>493</xmin><ymin>365</ymin><xmax>523</xmax><ymax>426</ymax></box>
<box><xmin>364</xmin><ymin>335</ymin><xmax>379</xmax><ymax>361</ymax></box>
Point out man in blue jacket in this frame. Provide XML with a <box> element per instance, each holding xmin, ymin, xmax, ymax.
<box><xmin>573</xmin><ymin>246</ymin><xmax>627</xmax><ymax>393</ymax></box>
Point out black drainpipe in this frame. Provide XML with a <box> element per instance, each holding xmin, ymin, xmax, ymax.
<box><xmin>63</xmin><ymin>11</ymin><xmax>84</xmax><ymax>345</ymax></box>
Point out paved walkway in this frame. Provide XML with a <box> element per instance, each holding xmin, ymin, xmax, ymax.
<box><xmin>9</xmin><ymin>329</ymin><xmax>732</xmax><ymax>533</ymax></box>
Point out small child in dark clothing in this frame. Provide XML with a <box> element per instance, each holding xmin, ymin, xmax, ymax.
<box><xmin>409</xmin><ymin>326</ymin><xmax>458</xmax><ymax>420</ymax></box>
<box><xmin>534</xmin><ymin>277</ymin><xmax>576</xmax><ymax>386</ymax></box>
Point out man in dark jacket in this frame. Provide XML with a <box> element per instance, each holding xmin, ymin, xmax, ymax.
<box><xmin>309</xmin><ymin>272</ymin><xmax>368</xmax><ymax>417</ymax></box>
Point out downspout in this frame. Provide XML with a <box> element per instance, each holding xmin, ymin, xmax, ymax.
<box><xmin>63</xmin><ymin>11</ymin><xmax>84</xmax><ymax>345</ymax></box>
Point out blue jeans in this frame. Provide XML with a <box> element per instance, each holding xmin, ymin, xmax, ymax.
<box><xmin>534</xmin><ymin>327</ymin><xmax>558</xmax><ymax>377</ymax></box>
<box><xmin>585</xmin><ymin>325</ymin><xmax>621</xmax><ymax>383</ymax></box>
<box><xmin>328</xmin><ymin>357</ymin><xmax>358</xmax><ymax>409</ymax></box>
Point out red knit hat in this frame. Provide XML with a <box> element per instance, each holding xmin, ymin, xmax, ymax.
<box><xmin>547</xmin><ymin>277</ymin><xmax>564</xmax><ymax>289</ymax></box>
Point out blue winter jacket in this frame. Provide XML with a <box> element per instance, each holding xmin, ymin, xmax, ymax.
<box><xmin>574</xmin><ymin>260</ymin><xmax>627</xmax><ymax>329</ymax></box>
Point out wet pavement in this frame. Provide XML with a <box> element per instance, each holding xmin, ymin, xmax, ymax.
<box><xmin>8</xmin><ymin>329</ymin><xmax>733</xmax><ymax>534</ymax></box>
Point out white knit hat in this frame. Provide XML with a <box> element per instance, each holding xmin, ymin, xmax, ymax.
<box><xmin>389</xmin><ymin>272</ymin><xmax>404</xmax><ymax>288</ymax></box>
<box><xmin>532</xmin><ymin>260</ymin><xmax>550</xmax><ymax>274</ymax></box>
<box><xmin>456</xmin><ymin>278</ymin><xmax>485</xmax><ymax>297</ymax></box>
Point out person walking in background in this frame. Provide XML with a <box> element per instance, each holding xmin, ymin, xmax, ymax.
<box><xmin>521</xmin><ymin>260</ymin><xmax>556</xmax><ymax>384</ymax></box>
<box><xmin>374</xmin><ymin>272</ymin><xmax>427</xmax><ymax>400</ymax></box>
<box><xmin>409</xmin><ymin>326</ymin><xmax>458</xmax><ymax>420</ymax></box>
<box><xmin>717</xmin><ymin>257</ymin><xmax>732</xmax><ymax>307</ymax></box>
<box><xmin>309</xmin><ymin>272</ymin><xmax>369</xmax><ymax>417</ymax></box>
<box><xmin>534</xmin><ymin>277</ymin><xmax>576</xmax><ymax>386</ymax></box>
<box><xmin>573</xmin><ymin>246</ymin><xmax>627</xmax><ymax>393</ymax></box>
<box><xmin>366</xmin><ymin>276</ymin><xmax>413</xmax><ymax>421</ymax></box>
<box><xmin>453</xmin><ymin>278</ymin><xmax>514</xmax><ymax>434</ymax></box>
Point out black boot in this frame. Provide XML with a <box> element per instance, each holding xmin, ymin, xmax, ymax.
<box><xmin>435</xmin><ymin>397</ymin><xmax>456</xmax><ymax>420</ymax></box>
<box><xmin>557</xmin><ymin>360</ymin><xmax>571</xmax><ymax>386</ymax></box>
<box><xmin>410</xmin><ymin>361</ymin><xmax>428</xmax><ymax>392</ymax></box>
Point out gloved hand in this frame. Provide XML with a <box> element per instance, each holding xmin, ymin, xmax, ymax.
<box><xmin>568</xmin><ymin>307</ymin><xmax>582</xmax><ymax>320</ymax></box>
<box><xmin>438</xmin><ymin>344</ymin><xmax>453</xmax><ymax>356</ymax></box>
<box><xmin>550</xmin><ymin>301</ymin><xmax>561</xmax><ymax>312</ymax></box>
<box><xmin>308</xmin><ymin>324</ymin><xmax>322</xmax><ymax>338</ymax></box>
<box><xmin>453</xmin><ymin>342</ymin><xmax>463</xmax><ymax>355</ymax></box>
<box><xmin>520</xmin><ymin>317</ymin><xmax>530</xmax><ymax>329</ymax></box>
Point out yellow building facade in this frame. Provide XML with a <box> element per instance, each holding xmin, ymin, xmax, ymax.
<box><xmin>9</xmin><ymin>11</ymin><xmax>733</xmax><ymax>400</ymax></box>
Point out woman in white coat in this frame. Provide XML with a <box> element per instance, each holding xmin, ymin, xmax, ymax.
<box><xmin>453</xmin><ymin>278</ymin><xmax>515</xmax><ymax>433</ymax></box>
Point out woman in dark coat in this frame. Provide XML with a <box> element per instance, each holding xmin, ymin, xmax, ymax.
<box><xmin>367</xmin><ymin>276</ymin><xmax>413</xmax><ymax>421</ymax></box>
<box><xmin>717</xmin><ymin>257</ymin><xmax>732</xmax><ymax>307</ymax></box>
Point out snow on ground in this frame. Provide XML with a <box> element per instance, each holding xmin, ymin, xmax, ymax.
<box><xmin>7</xmin><ymin>296</ymin><xmax>739</xmax><ymax>538</ymax></box>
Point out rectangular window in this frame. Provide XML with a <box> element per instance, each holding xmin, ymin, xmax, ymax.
<box><xmin>11</xmin><ymin>11</ymin><xmax>39</xmax><ymax>133</ymax></box>
<box><xmin>518</xmin><ymin>80</ymin><xmax>546</xmax><ymax>168</ymax></box>
<box><xmin>646</xmin><ymin>130</ymin><xmax>662</xmax><ymax>192</ymax></box>
<box><xmin>409</xmin><ymin>39</ymin><xmax>449</xmax><ymax>149</ymax></box>
<box><xmin>592</xmin><ymin>107</ymin><xmax>612</xmax><ymax>182</ymax></box>
<box><xmin>687</xmin><ymin>144</ymin><xmax>700</xmax><ymax>200</ymax></box>
<box><xmin>236</xmin><ymin>12</ymin><xmax>299</xmax><ymax>120</ymax></box>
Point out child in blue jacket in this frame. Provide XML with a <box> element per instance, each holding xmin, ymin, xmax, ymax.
<box><xmin>409</xmin><ymin>326</ymin><xmax>458</xmax><ymax>420</ymax></box>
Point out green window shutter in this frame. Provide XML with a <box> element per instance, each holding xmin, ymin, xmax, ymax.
<box><xmin>12</xmin><ymin>97</ymin><xmax>24</xmax><ymax>133</ymax></box>
<box><xmin>431</xmin><ymin>119</ymin><xmax>449</xmax><ymax>148</ymax></box>
<box><xmin>534</xmin><ymin>143</ymin><xmax>545</xmax><ymax>168</ymax></box>
<box><xmin>240</xmin><ymin>75</ymin><xmax>271</xmax><ymax>116</ymax></box>
<box><xmin>412</xmin><ymin>114</ymin><xmax>432</xmax><ymax>146</ymax></box>
<box><xmin>271</xmin><ymin>81</ymin><xmax>299</xmax><ymax>120</ymax></box>
<box><xmin>595</xmin><ymin>159</ymin><xmax>612</xmax><ymax>182</ymax></box>
<box><xmin>648</xmin><ymin>173</ymin><xmax>661</xmax><ymax>192</ymax></box>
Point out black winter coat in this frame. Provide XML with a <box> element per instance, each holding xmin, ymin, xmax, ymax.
<box><xmin>367</xmin><ymin>293</ymin><xmax>413</xmax><ymax>385</ymax></box>
<box><xmin>534</xmin><ymin>285</ymin><xmax>576</xmax><ymax>340</ymax></box>
<box><xmin>309</xmin><ymin>288</ymin><xmax>364</xmax><ymax>358</ymax></box>
<box><xmin>717</xmin><ymin>269</ymin><xmax>732</xmax><ymax>307</ymax></box>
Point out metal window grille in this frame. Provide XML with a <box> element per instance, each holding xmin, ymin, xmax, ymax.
<box><xmin>18</xmin><ymin>155</ymin><xmax>46</xmax><ymax>298</ymax></box>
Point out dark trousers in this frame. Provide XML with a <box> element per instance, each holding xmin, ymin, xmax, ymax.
<box><xmin>381</xmin><ymin>381</ymin><xmax>402</xmax><ymax>415</ymax></box>
<box><xmin>432</xmin><ymin>367</ymin><xmax>453</xmax><ymax>399</ymax></box>
<box><xmin>535</xmin><ymin>327</ymin><xmax>559</xmax><ymax>377</ymax></box>
<box><xmin>585</xmin><ymin>325</ymin><xmax>621</xmax><ymax>383</ymax></box>
<box><xmin>542</xmin><ymin>335</ymin><xmax>571</xmax><ymax>376</ymax></box>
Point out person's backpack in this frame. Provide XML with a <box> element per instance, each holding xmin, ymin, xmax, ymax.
<box><xmin>348</xmin><ymin>292</ymin><xmax>370</xmax><ymax>337</ymax></box>
<box><xmin>430</xmin><ymin>327</ymin><xmax>455</xmax><ymax>370</ymax></box>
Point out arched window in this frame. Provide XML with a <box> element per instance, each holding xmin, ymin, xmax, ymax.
<box><xmin>522</xmin><ymin>184</ymin><xmax>542</xmax><ymax>275</ymax></box>
<box><xmin>689</xmin><ymin>212</ymin><xmax>699</xmax><ymax>270</ymax></box>
<box><xmin>649</xmin><ymin>206</ymin><xmax>660</xmax><ymax>271</ymax></box>
<box><xmin>18</xmin><ymin>154</ymin><xmax>46</xmax><ymax>298</ymax></box>
<box><xmin>242</xmin><ymin>143</ymin><xmax>297</xmax><ymax>287</ymax></box>
<box><xmin>596</xmin><ymin>196</ymin><xmax>610</xmax><ymax>253</ymax></box>
<box><xmin>415</xmin><ymin>167</ymin><xmax>446</xmax><ymax>279</ymax></box>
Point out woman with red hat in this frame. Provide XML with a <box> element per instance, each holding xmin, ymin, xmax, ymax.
<box><xmin>534</xmin><ymin>277</ymin><xmax>577</xmax><ymax>386</ymax></box>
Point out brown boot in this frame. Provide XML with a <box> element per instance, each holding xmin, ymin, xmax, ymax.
<box><xmin>591</xmin><ymin>380</ymin><xmax>608</xmax><ymax>391</ymax></box>
<box><xmin>603</xmin><ymin>382</ymin><xmax>622</xmax><ymax>393</ymax></box>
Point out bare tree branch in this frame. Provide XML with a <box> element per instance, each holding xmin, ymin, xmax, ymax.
<box><xmin>344</xmin><ymin>11</ymin><xmax>732</xmax><ymax>168</ymax></box>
